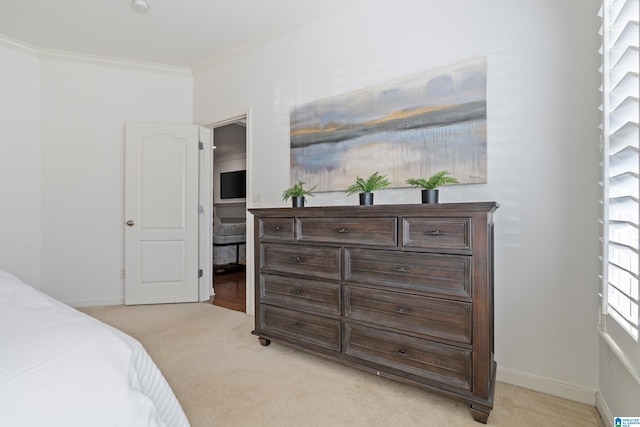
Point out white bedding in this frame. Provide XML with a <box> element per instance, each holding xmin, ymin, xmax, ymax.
<box><xmin>0</xmin><ymin>271</ymin><xmax>190</xmax><ymax>427</ymax></box>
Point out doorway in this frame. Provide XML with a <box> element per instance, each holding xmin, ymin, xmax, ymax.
<box><xmin>210</xmin><ymin>119</ymin><xmax>247</xmax><ymax>313</ymax></box>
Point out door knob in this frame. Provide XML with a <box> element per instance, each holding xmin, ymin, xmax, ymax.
<box><xmin>126</xmin><ymin>220</ymin><xmax>135</xmax><ymax>226</ymax></box>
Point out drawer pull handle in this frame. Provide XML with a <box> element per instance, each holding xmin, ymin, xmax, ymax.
<box><xmin>337</xmin><ymin>228</ymin><xmax>348</xmax><ymax>233</ymax></box>
<box><xmin>291</xmin><ymin>256</ymin><xmax>303</xmax><ymax>262</ymax></box>
<box><xmin>293</xmin><ymin>289</ymin><xmax>302</xmax><ymax>296</ymax></box>
<box><xmin>398</xmin><ymin>349</ymin><xmax>408</xmax><ymax>356</ymax></box>
<box><xmin>393</xmin><ymin>267</ymin><xmax>409</xmax><ymax>273</ymax></box>
<box><xmin>294</xmin><ymin>322</ymin><xmax>303</xmax><ymax>327</ymax></box>
<box><xmin>272</xmin><ymin>226</ymin><xmax>282</xmax><ymax>231</ymax></box>
<box><xmin>397</xmin><ymin>306</ymin><xmax>408</xmax><ymax>314</ymax></box>
<box><xmin>426</xmin><ymin>230</ymin><xmax>444</xmax><ymax>236</ymax></box>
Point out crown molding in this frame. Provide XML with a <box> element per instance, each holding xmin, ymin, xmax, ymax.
<box><xmin>37</xmin><ymin>48</ymin><xmax>192</xmax><ymax>77</ymax></box>
<box><xmin>0</xmin><ymin>32</ymin><xmax>191</xmax><ymax>77</ymax></box>
<box><xmin>0</xmin><ymin>33</ymin><xmax>39</xmax><ymax>56</ymax></box>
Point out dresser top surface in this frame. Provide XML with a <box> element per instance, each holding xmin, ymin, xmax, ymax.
<box><xmin>249</xmin><ymin>202</ymin><xmax>498</xmax><ymax>217</ymax></box>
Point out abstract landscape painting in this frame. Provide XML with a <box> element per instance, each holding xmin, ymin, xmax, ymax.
<box><xmin>290</xmin><ymin>57</ymin><xmax>487</xmax><ymax>192</ymax></box>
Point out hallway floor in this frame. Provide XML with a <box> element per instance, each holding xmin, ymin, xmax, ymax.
<box><xmin>211</xmin><ymin>268</ymin><xmax>246</xmax><ymax>313</ymax></box>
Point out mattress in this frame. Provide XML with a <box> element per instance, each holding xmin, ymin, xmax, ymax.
<box><xmin>214</xmin><ymin>222</ymin><xmax>246</xmax><ymax>237</ymax></box>
<box><xmin>0</xmin><ymin>270</ymin><xmax>190</xmax><ymax>427</ymax></box>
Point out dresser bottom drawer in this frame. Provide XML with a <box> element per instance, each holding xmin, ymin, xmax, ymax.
<box><xmin>344</xmin><ymin>324</ymin><xmax>472</xmax><ymax>390</ymax></box>
<box><xmin>259</xmin><ymin>305</ymin><xmax>341</xmax><ymax>352</ymax></box>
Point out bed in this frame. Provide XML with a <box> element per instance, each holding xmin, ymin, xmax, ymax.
<box><xmin>0</xmin><ymin>270</ymin><xmax>190</xmax><ymax>427</ymax></box>
<box><xmin>213</xmin><ymin>218</ymin><xmax>246</xmax><ymax>268</ymax></box>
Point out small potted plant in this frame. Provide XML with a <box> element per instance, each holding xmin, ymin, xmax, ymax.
<box><xmin>406</xmin><ymin>170</ymin><xmax>459</xmax><ymax>204</ymax></box>
<box><xmin>282</xmin><ymin>180</ymin><xmax>317</xmax><ymax>207</ymax></box>
<box><xmin>345</xmin><ymin>171</ymin><xmax>391</xmax><ymax>205</ymax></box>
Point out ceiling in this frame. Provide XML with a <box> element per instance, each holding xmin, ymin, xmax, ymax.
<box><xmin>214</xmin><ymin>123</ymin><xmax>246</xmax><ymax>157</ymax></box>
<box><xmin>0</xmin><ymin>0</ymin><xmax>334</xmax><ymax>69</ymax></box>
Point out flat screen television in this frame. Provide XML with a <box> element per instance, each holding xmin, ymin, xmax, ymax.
<box><xmin>220</xmin><ymin>170</ymin><xmax>246</xmax><ymax>199</ymax></box>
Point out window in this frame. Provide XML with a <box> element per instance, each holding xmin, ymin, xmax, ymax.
<box><xmin>599</xmin><ymin>0</ymin><xmax>640</xmax><ymax>380</ymax></box>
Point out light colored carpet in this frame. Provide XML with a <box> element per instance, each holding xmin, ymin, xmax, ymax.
<box><xmin>79</xmin><ymin>303</ymin><xmax>603</xmax><ymax>427</ymax></box>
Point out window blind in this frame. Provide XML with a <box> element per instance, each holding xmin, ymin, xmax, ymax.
<box><xmin>599</xmin><ymin>0</ymin><xmax>640</xmax><ymax>380</ymax></box>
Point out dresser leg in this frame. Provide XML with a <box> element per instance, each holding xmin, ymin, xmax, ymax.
<box><xmin>469</xmin><ymin>405</ymin><xmax>489</xmax><ymax>424</ymax></box>
<box><xmin>258</xmin><ymin>337</ymin><xmax>271</xmax><ymax>346</ymax></box>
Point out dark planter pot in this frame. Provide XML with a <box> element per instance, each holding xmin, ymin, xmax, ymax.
<box><xmin>292</xmin><ymin>196</ymin><xmax>305</xmax><ymax>208</ymax></box>
<box><xmin>359</xmin><ymin>192</ymin><xmax>374</xmax><ymax>206</ymax></box>
<box><xmin>422</xmin><ymin>189</ymin><xmax>439</xmax><ymax>204</ymax></box>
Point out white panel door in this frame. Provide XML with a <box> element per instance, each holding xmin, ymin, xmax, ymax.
<box><xmin>124</xmin><ymin>123</ymin><xmax>199</xmax><ymax>305</ymax></box>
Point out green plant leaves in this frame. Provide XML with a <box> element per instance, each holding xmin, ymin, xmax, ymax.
<box><xmin>345</xmin><ymin>171</ymin><xmax>391</xmax><ymax>195</ymax></box>
<box><xmin>282</xmin><ymin>180</ymin><xmax>317</xmax><ymax>201</ymax></box>
<box><xmin>406</xmin><ymin>171</ymin><xmax>458</xmax><ymax>190</ymax></box>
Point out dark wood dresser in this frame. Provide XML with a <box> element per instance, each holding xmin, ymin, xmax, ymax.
<box><xmin>249</xmin><ymin>202</ymin><xmax>498</xmax><ymax>423</ymax></box>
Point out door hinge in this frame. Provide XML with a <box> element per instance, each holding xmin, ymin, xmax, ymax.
<box><xmin>198</xmin><ymin>205</ymin><xmax>204</xmax><ymax>214</ymax></box>
<box><xmin>198</xmin><ymin>141</ymin><xmax>204</xmax><ymax>150</ymax></box>
<box><xmin>198</xmin><ymin>269</ymin><xmax>203</xmax><ymax>278</ymax></box>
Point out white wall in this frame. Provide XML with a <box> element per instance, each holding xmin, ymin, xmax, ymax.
<box><xmin>194</xmin><ymin>0</ymin><xmax>602</xmax><ymax>401</ymax></box>
<box><xmin>598</xmin><ymin>339</ymin><xmax>640</xmax><ymax>425</ymax></box>
<box><xmin>0</xmin><ymin>39</ymin><xmax>42</xmax><ymax>287</ymax></box>
<box><xmin>36</xmin><ymin>55</ymin><xmax>193</xmax><ymax>305</ymax></box>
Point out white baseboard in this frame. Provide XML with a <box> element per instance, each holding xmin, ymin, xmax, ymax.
<box><xmin>497</xmin><ymin>366</ymin><xmax>597</xmax><ymax>406</ymax></box>
<box><xmin>595</xmin><ymin>391</ymin><xmax>613</xmax><ymax>427</ymax></box>
<box><xmin>65</xmin><ymin>298</ymin><xmax>124</xmax><ymax>308</ymax></box>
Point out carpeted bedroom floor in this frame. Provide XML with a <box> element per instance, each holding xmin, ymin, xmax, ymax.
<box><xmin>79</xmin><ymin>302</ymin><xmax>604</xmax><ymax>427</ymax></box>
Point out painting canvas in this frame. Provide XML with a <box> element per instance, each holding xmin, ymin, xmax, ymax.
<box><xmin>290</xmin><ymin>57</ymin><xmax>487</xmax><ymax>192</ymax></box>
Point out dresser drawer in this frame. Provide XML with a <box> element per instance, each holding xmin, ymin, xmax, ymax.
<box><xmin>258</xmin><ymin>217</ymin><xmax>294</xmax><ymax>241</ymax></box>
<box><xmin>345</xmin><ymin>324</ymin><xmax>471</xmax><ymax>390</ymax></box>
<box><xmin>344</xmin><ymin>286</ymin><xmax>472</xmax><ymax>344</ymax></box>
<box><xmin>402</xmin><ymin>217</ymin><xmax>471</xmax><ymax>251</ymax></box>
<box><xmin>345</xmin><ymin>248</ymin><xmax>471</xmax><ymax>299</ymax></box>
<box><xmin>296</xmin><ymin>217</ymin><xmax>397</xmax><ymax>246</ymax></box>
<box><xmin>261</xmin><ymin>244</ymin><xmax>340</xmax><ymax>280</ymax></box>
<box><xmin>261</xmin><ymin>273</ymin><xmax>340</xmax><ymax>315</ymax></box>
<box><xmin>260</xmin><ymin>305</ymin><xmax>341</xmax><ymax>352</ymax></box>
